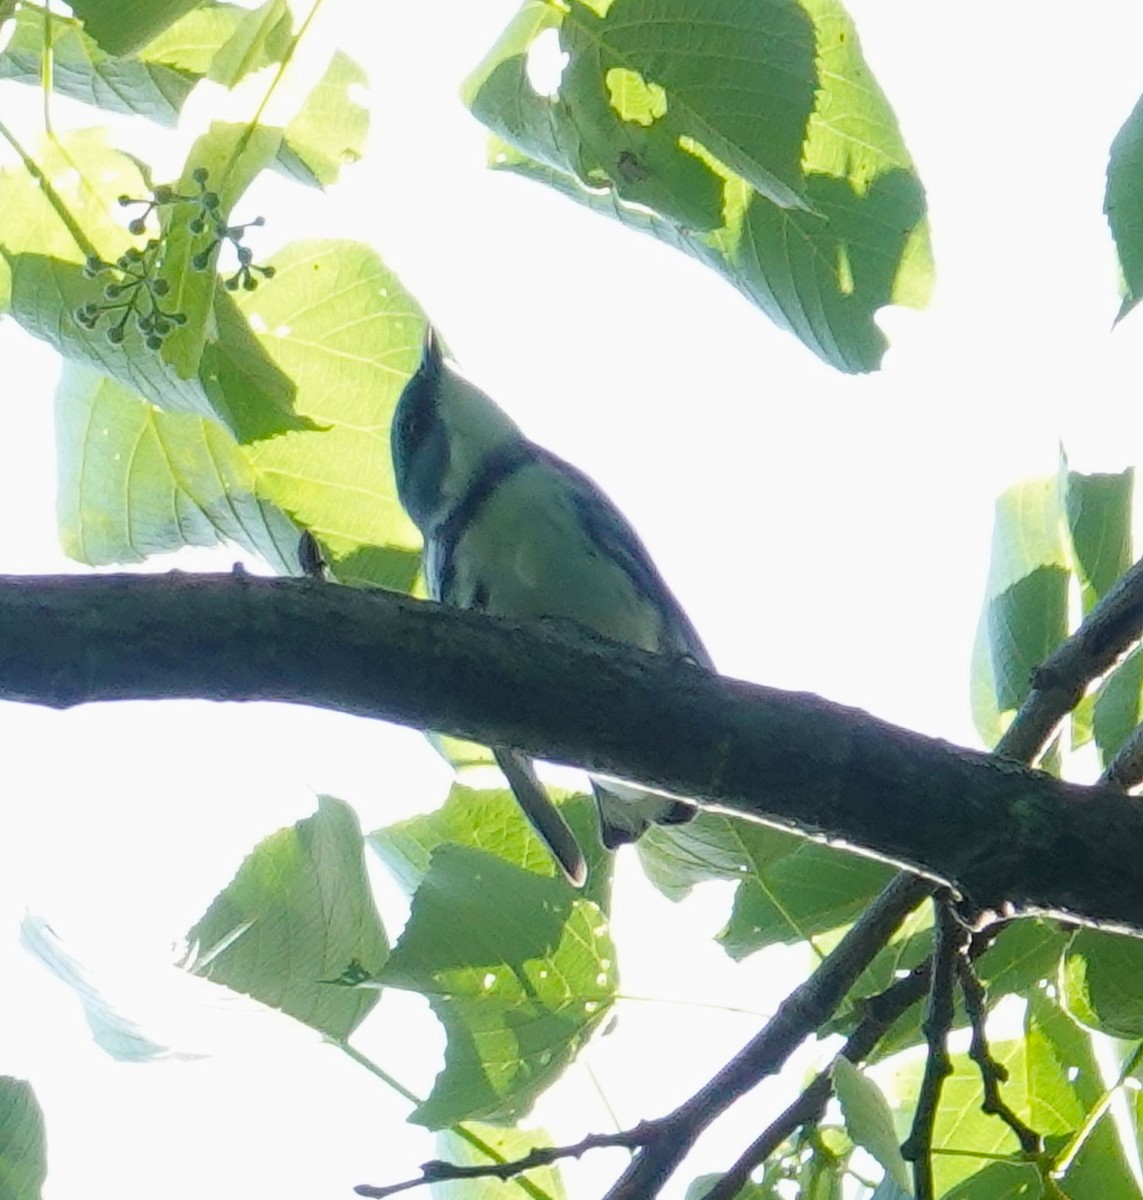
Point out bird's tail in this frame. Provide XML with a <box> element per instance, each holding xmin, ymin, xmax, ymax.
<box><xmin>494</xmin><ymin>749</ymin><xmax>588</xmax><ymax>887</ymax></box>
<box><xmin>592</xmin><ymin>779</ymin><xmax>696</xmax><ymax>850</ymax></box>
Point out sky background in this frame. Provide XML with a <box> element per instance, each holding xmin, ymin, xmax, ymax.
<box><xmin>1</xmin><ymin>1</ymin><xmax>1143</xmax><ymax>1197</ymax></box>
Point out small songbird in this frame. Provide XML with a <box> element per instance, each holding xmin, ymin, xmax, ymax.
<box><xmin>390</xmin><ymin>329</ymin><xmax>712</xmax><ymax>885</ymax></box>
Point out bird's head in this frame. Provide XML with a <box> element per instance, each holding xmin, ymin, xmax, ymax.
<box><xmin>390</xmin><ymin>327</ymin><xmax>523</xmax><ymax>533</ymax></box>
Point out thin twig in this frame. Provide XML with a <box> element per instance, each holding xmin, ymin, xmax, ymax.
<box><xmin>958</xmin><ymin>954</ymin><xmax>1042</xmax><ymax>1156</ymax></box>
<box><xmin>699</xmin><ymin>958</ymin><xmax>935</xmax><ymax>1200</ymax></box>
<box><xmin>658</xmin><ymin>545</ymin><xmax>1143</xmax><ymax>1200</ymax></box>
<box><xmin>997</xmin><ymin>556</ymin><xmax>1143</xmax><ymax>764</ymax></box>
<box><xmin>600</xmin><ymin>872</ymin><xmax>930</xmax><ymax>1200</ymax></box>
<box><xmin>355</xmin><ymin>1128</ymin><xmax>650</xmax><ymax>1199</ymax></box>
<box><xmin>1099</xmin><ymin>719</ymin><xmax>1143</xmax><ymax>790</ymax></box>
<box><xmin>901</xmin><ymin>897</ymin><xmax>963</xmax><ymax>1200</ymax></box>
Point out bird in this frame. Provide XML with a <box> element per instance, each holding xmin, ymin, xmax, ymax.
<box><xmin>390</xmin><ymin>328</ymin><xmax>713</xmax><ymax>885</ymax></box>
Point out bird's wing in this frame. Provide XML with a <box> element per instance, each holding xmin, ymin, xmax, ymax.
<box><xmin>493</xmin><ymin>748</ymin><xmax>587</xmax><ymax>887</ymax></box>
<box><xmin>540</xmin><ymin>447</ymin><xmax>714</xmax><ymax>668</ymax></box>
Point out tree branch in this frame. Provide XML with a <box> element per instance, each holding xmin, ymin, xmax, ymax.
<box><xmin>600</xmin><ymin>873</ymin><xmax>928</xmax><ymax>1200</ymax></box>
<box><xmin>2</xmin><ymin>571</ymin><xmax>1143</xmax><ymax>927</ymax></box>
<box><xmin>997</xmin><ymin>555</ymin><xmax>1143</xmax><ymax>764</ymax></box>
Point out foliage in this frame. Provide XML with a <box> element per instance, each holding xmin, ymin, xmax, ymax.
<box><xmin>3</xmin><ymin>2</ymin><xmax>1143</xmax><ymax>1200</ymax></box>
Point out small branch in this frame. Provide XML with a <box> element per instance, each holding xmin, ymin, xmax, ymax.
<box><xmin>600</xmin><ymin>873</ymin><xmax>929</xmax><ymax>1200</ymax></box>
<box><xmin>958</xmin><ymin>957</ymin><xmax>1042</xmax><ymax>1157</ymax></box>
<box><xmin>354</xmin><ymin>1128</ymin><xmax>649</xmax><ymax>1199</ymax></box>
<box><xmin>997</xmin><ymin>556</ymin><xmax>1143</xmax><ymax>765</ymax></box>
<box><xmin>1100</xmin><ymin>720</ymin><xmax>1143</xmax><ymax>790</ymax></box>
<box><xmin>700</xmin><ymin>957</ymin><xmax>936</xmax><ymax>1200</ymax></box>
<box><xmin>901</xmin><ymin>897</ymin><xmax>963</xmax><ymax>1200</ymax></box>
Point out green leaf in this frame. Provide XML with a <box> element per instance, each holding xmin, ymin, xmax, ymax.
<box><xmin>275</xmin><ymin>51</ymin><xmax>370</xmax><ymax>187</ymax></box>
<box><xmin>1061</xmin><ymin>1111</ymin><xmax>1142</xmax><ymax>1200</ymax></box>
<box><xmin>139</xmin><ymin>3</ymin><xmax>250</xmax><ymax>75</ymax></box>
<box><xmin>381</xmin><ymin>845</ymin><xmax>616</xmax><ymax>1127</ymax></box>
<box><xmin>1106</xmin><ymin>92</ymin><xmax>1143</xmax><ymax>323</ymax></box>
<box><xmin>1063</xmin><ymin>927</ymin><xmax>1143</xmax><ymax>1039</ymax></box>
<box><xmin>887</xmin><ymin>998</ymin><xmax>1073</xmax><ymax>1195</ymax></box>
<box><xmin>207</xmin><ymin>0</ymin><xmax>290</xmax><ymax>88</ymax></box>
<box><xmin>638</xmin><ymin>812</ymin><xmax>892</xmax><ymax>955</ymax></box>
<box><xmin>889</xmin><ymin>992</ymin><xmax>1136</xmax><ymax>1200</ymax></box>
<box><xmin>0</xmin><ymin>7</ymin><xmax>196</xmax><ymax>124</ymax></box>
<box><xmin>637</xmin><ymin>811</ymin><xmax>771</xmax><ymax>900</ymax></box>
<box><xmin>467</xmin><ymin>0</ymin><xmax>931</xmax><ymax>373</ymax></box>
<box><xmin>1060</xmin><ymin>462</ymin><xmax>1133</xmax><ymax>612</ymax></box>
<box><xmin>55</xmin><ymin>364</ymin><xmax>299</xmax><ymax>571</ymax></box>
<box><xmin>971</xmin><ymin>477</ymin><xmax>1069</xmax><ymax>744</ymax></box>
<box><xmin>975</xmin><ymin>920</ymin><xmax>1066</xmax><ymax>998</ymax></box>
<box><xmin>434</xmin><ymin>1124</ymin><xmax>567</xmax><ymax>1200</ymax></box>
<box><xmin>186</xmin><ymin>797</ymin><xmax>388</xmax><ymax>1041</ymax></box>
<box><xmin>939</xmin><ymin>1163</ymin><xmax>1041</xmax><ymax>1200</ymax></box>
<box><xmin>0</xmin><ymin>129</ymin><xmax>143</xmax><ymax>308</ymax></box>
<box><xmin>832</xmin><ymin>1058</ymin><xmax>910</xmax><ymax>1192</ymax></box>
<box><xmin>68</xmin><ymin>0</ymin><xmax>206</xmax><ymax>56</ymax></box>
<box><xmin>369</xmin><ymin>784</ymin><xmax>610</xmax><ymax>912</ymax></box>
<box><xmin>10</xmin><ymin>253</ymin><xmax>219</xmax><ymax>416</ymax></box>
<box><xmin>1092</xmin><ymin>646</ymin><xmax>1143</xmax><ymax>765</ymax></box>
<box><xmin>232</xmin><ymin>240</ymin><xmax>425</xmax><ymax>589</ymax></box>
<box><xmin>0</xmin><ymin>1078</ymin><xmax>47</xmax><ymax>1200</ymax></box>
<box><xmin>158</xmin><ymin>121</ymin><xmax>285</xmax><ymax>379</ymax></box>
<box><xmin>718</xmin><ymin>841</ymin><xmax>893</xmax><ymax>958</ymax></box>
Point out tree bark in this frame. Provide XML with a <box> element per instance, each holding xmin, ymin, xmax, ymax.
<box><xmin>1</xmin><ymin>571</ymin><xmax>1140</xmax><ymax>931</ymax></box>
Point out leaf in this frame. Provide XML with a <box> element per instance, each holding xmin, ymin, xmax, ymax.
<box><xmin>55</xmin><ymin>364</ymin><xmax>299</xmax><ymax>571</ymax></box>
<box><xmin>643</xmin><ymin>811</ymin><xmax>893</xmax><ymax>950</ymax></box>
<box><xmin>0</xmin><ymin>6</ymin><xmax>196</xmax><ymax>125</ymax></box>
<box><xmin>158</xmin><ymin>120</ymin><xmax>285</xmax><ymax>379</ymax></box>
<box><xmin>19</xmin><ymin>915</ymin><xmax>180</xmax><ymax>1063</ymax></box>
<box><xmin>275</xmin><ymin>51</ymin><xmax>370</xmax><ymax>187</ymax></box>
<box><xmin>1060</xmin><ymin>461</ymin><xmax>1133</xmax><ymax>612</ymax></box>
<box><xmin>10</xmin><ymin>252</ymin><xmax>218</xmax><ymax>416</ymax></box>
<box><xmin>467</xmin><ymin>0</ymin><xmax>931</xmax><ymax>373</ymax></box>
<box><xmin>381</xmin><ymin>845</ymin><xmax>616</xmax><ymax>1128</ymax></box>
<box><xmin>207</xmin><ymin>0</ymin><xmax>290</xmax><ymax>88</ymax></box>
<box><xmin>1092</xmin><ymin>646</ymin><xmax>1143</xmax><ymax>766</ymax></box>
<box><xmin>1106</xmin><ymin>91</ymin><xmax>1143</xmax><ymax>323</ymax></box>
<box><xmin>186</xmin><ymin>797</ymin><xmax>388</xmax><ymax>1041</ymax></box>
<box><xmin>68</xmin><ymin>0</ymin><xmax>205</xmax><ymax>56</ymax></box>
<box><xmin>139</xmin><ymin>3</ymin><xmax>250</xmax><ymax>75</ymax></box>
<box><xmin>975</xmin><ymin>920</ymin><xmax>1066</xmax><ymax>997</ymax></box>
<box><xmin>718</xmin><ymin>841</ymin><xmax>893</xmax><ymax>958</ymax></box>
<box><xmin>434</xmin><ymin>1124</ymin><xmax>567</xmax><ymax>1200</ymax></box>
<box><xmin>832</xmin><ymin>1058</ymin><xmax>910</xmax><ymax>1192</ymax></box>
<box><xmin>971</xmin><ymin>477</ymin><xmax>1069</xmax><ymax>745</ymax></box>
<box><xmin>369</xmin><ymin>784</ymin><xmax>609</xmax><ymax>912</ymax></box>
<box><xmin>0</xmin><ymin>1079</ymin><xmax>46</xmax><ymax>1200</ymax></box>
<box><xmin>1062</xmin><ymin>927</ymin><xmax>1143</xmax><ymax>1039</ymax></box>
<box><xmin>0</xmin><ymin>129</ymin><xmax>143</xmax><ymax>309</ymax></box>
<box><xmin>939</xmin><ymin>1163</ymin><xmax>1041</xmax><ymax>1200</ymax></box>
<box><xmin>233</xmin><ymin>240</ymin><xmax>425</xmax><ymax>589</ymax></box>
<box><xmin>638</xmin><ymin>812</ymin><xmax>891</xmax><ymax>955</ymax></box>
<box><xmin>887</xmin><ymin>992</ymin><xmax>1126</xmax><ymax>1198</ymax></box>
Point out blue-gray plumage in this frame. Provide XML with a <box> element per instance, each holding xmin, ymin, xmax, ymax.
<box><xmin>390</xmin><ymin>329</ymin><xmax>711</xmax><ymax>885</ymax></box>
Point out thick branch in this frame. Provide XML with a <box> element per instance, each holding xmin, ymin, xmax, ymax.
<box><xmin>2</xmin><ymin>571</ymin><xmax>1143</xmax><ymax>929</ymax></box>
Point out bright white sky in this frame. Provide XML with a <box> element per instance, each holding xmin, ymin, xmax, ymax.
<box><xmin>2</xmin><ymin>2</ymin><xmax>1143</xmax><ymax>1198</ymax></box>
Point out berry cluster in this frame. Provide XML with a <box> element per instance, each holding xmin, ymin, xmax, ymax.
<box><xmin>75</xmin><ymin>167</ymin><xmax>275</xmax><ymax>349</ymax></box>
